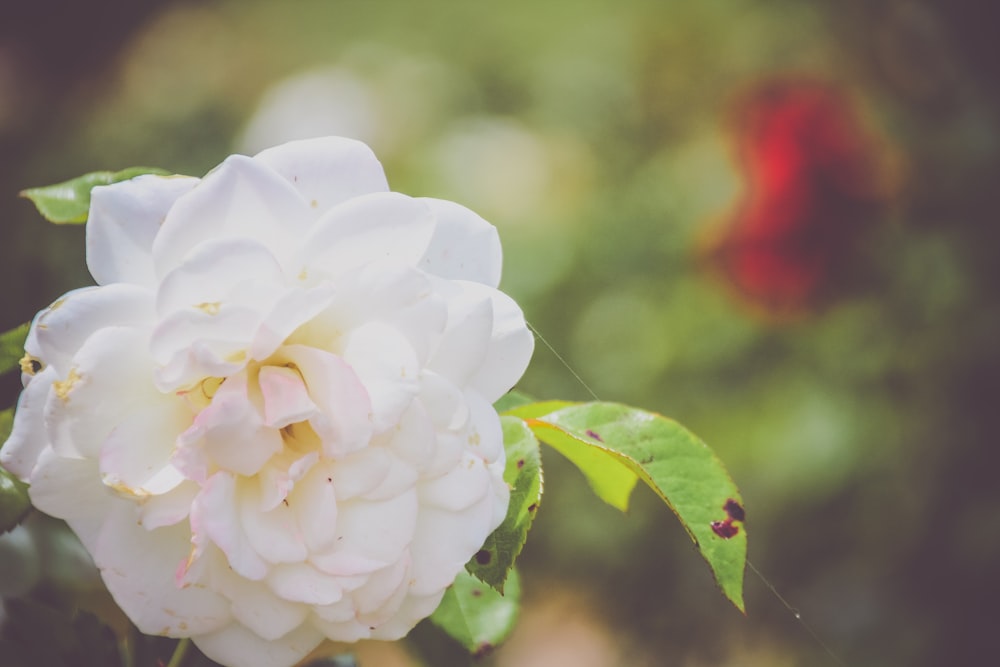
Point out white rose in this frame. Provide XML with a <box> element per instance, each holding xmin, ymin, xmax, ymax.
<box><xmin>1</xmin><ymin>137</ymin><xmax>533</xmax><ymax>667</ymax></box>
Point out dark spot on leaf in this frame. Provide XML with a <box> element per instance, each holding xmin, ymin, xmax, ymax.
<box><xmin>527</xmin><ymin>503</ymin><xmax>538</xmax><ymax>512</ymax></box>
<box><xmin>585</xmin><ymin>429</ymin><xmax>603</xmax><ymax>441</ymax></box>
<box><xmin>516</xmin><ymin>459</ymin><xmax>525</xmax><ymax>469</ymax></box>
<box><xmin>475</xmin><ymin>549</ymin><xmax>492</xmax><ymax>565</ymax></box>
<box><xmin>471</xmin><ymin>588</ymin><xmax>482</xmax><ymax>597</ymax></box>
<box><xmin>641</xmin><ymin>455</ymin><xmax>654</xmax><ymax>464</ymax></box>
<box><xmin>711</xmin><ymin>519</ymin><xmax>739</xmax><ymax>539</ymax></box>
<box><xmin>724</xmin><ymin>498</ymin><xmax>745</xmax><ymax>522</ymax></box>
<box><xmin>473</xmin><ymin>642</ymin><xmax>494</xmax><ymax>659</ymax></box>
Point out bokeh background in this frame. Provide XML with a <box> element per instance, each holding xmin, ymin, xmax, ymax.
<box><xmin>3</xmin><ymin>1</ymin><xmax>999</xmax><ymax>665</ymax></box>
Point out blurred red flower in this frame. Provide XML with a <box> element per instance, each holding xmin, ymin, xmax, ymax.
<box><xmin>704</xmin><ymin>80</ymin><xmax>897</xmax><ymax>318</ymax></box>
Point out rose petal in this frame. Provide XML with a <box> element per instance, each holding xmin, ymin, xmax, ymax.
<box><xmin>253</xmin><ymin>136</ymin><xmax>390</xmax><ymax>213</ymax></box>
<box><xmin>0</xmin><ymin>366</ymin><xmax>57</xmax><ymax>478</ymax></box>
<box><xmin>29</xmin><ymin>284</ymin><xmax>154</xmax><ymax>377</ymax></box>
<box><xmin>340</xmin><ymin>321</ymin><xmax>419</xmax><ymax>433</ymax></box>
<box><xmin>87</xmin><ymin>175</ymin><xmax>199</xmax><ymax>287</ymax></box>
<box><xmin>95</xmin><ymin>504</ymin><xmax>231</xmax><ymax>636</ymax></box>
<box><xmin>100</xmin><ymin>399</ymin><xmax>190</xmax><ymax>498</ymax></box>
<box><xmin>191</xmin><ymin>473</ymin><xmax>268</xmax><ymax>581</ymax></box>
<box><xmin>267</xmin><ymin>562</ymin><xmax>344</xmax><ymax>605</ymax></box>
<box><xmin>417</xmin><ymin>197</ymin><xmax>502</xmax><ymax>287</ymax></box>
<box><xmin>153</xmin><ymin>154</ymin><xmax>313</xmax><ymax>277</ymax></box>
<box><xmin>278</xmin><ymin>345</ymin><xmax>373</xmax><ymax>457</ymax></box>
<box><xmin>193</xmin><ymin>620</ymin><xmax>324</xmax><ymax>667</ymax></box>
<box><xmin>28</xmin><ymin>449</ymin><xmax>115</xmax><ymax>551</ymax></box>
<box><xmin>297</xmin><ymin>192</ymin><xmax>436</xmax><ymax>281</ymax></box>
<box><xmin>44</xmin><ymin>326</ymin><xmax>161</xmax><ymax>460</ymax></box>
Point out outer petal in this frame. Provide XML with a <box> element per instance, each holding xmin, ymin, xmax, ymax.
<box><xmin>44</xmin><ymin>326</ymin><xmax>162</xmax><ymax>460</ymax></box>
<box><xmin>87</xmin><ymin>175</ymin><xmax>199</xmax><ymax>287</ymax></box>
<box><xmin>253</xmin><ymin>136</ymin><xmax>390</xmax><ymax>213</ymax></box>
<box><xmin>152</xmin><ymin>155</ymin><xmax>313</xmax><ymax>277</ymax></box>
<box><xmin>193</xmin><ymin>620</ymin><xmax>324</xmax><ymax>667</ymax></box>
<box><xmin>418</xmin><ymin>197</ymin><xmax>502</xmax><ymax>287</ymax></box>
<box><xmin>454</xmin><ymin>281</ymin><xmax>535</xmax><ymax>403</ymax></box>
<box><xmin>297</xmin><ymin>192</ymin><xmax>436</xmax><ymax>281</ymax></box>
<box><xmin>0</xmin><ymin>366</ymin><xmax>57</xmax><ymax>478</ymax></box>
<box><xmin>95</xmin><ymin>504</ymin><xmax>231</xmax><ymax>636</ymax></box>
<box><xmin>99</xmin><ymin>400</ymin><xmax>190</xmax><ymax>497</ymax></box>
<box><xmin>29</xmin><ymin>283</ymin><xmax>154</xmax><ymax>377</ymax></box>
<box><xmin>27</xmin><ymin>449</ymin><xmax>115</xmax><ymax>552</ymax></box>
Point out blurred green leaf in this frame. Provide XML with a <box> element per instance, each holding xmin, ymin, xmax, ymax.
<box><xmin>21</xmin><ymin>166</ymin><xmax>169</xmax><ymax>224</ymax></box>
<box><xmin>0</xmin><ymin>407</ymin><xmax>13</xmax><ymax>444</ymax></box>
<box><xmin>0</xmin><ymin>463</ymin><xmax>30</xmax><ymax>535</ymax></box>
<box><xmin>528</xmin><ymin>402</ymin><xmax>747</xmax><ymax>612</ymax></box>
<box><xmin>501</xmin><ymin>399</ymin><xmax>575</xmax><ymax>420</ymax></box>
<box><xmin>430</xmin><ymin>567</ymin><xmax>521</xmax><ymax>657</ymax></box>
<box><xmin>0</xmin><ymin>322</ymin><xmax>30</xmax><ymax>377</ymax></box>
<box><xmin>465</xmin><ymin>416</ymin><xmax>542</xmax><ymax>593</ymax></box>
<box><xmin>493</xmin><ymin>390</ymin><xmax>536</xmax><ymax>413</ymax></box>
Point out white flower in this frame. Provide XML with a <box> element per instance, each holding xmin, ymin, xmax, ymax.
<box><xmin>1</xmin><ymin>137</ymin><xmax>533</xmax><ymax>667</ymax></box>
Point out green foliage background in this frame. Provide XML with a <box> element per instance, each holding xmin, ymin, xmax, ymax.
<box><xmin>2</xmin><ymin>1</ymin><xmax>998</xmax><ymax>665</ymax></box>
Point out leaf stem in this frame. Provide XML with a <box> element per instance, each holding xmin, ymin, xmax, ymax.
<box><xmin>166</xmin><ymin>638</ymin><xmax>192</xmax><ymax>667</ymax></box>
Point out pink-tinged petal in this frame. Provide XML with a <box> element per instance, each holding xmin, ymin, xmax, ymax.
<box><xmin>278</xmin><ymin>345</ymin><xmax>373</xmax><ymax>457</ymax></box>
<box><xmin>256</xmin><ymin>450</ymin><xmax>319</xmax><ymax>512</ymax></box>
<box><xmin>30</xmin><ymin>284</ymin><xmax>154</xmax><ymax>377</ymax></box>
<box><xmin>153</xmin><ymin>155</ymin><xmax>313</xmax><ymax>277</ymax></box>
<box><xmin>298</xmin><ymin>192</ymin><xmax>436</xmax><ymax>281</ymax></box>
<box><xmin>156</xmin><ymin>237</ymin><xmax>285</xmax><ymax>318</ymax></box>
<box><xmin>253</xmin><ymin>136</ymin><xmax>390</xmax><ymax>213</ymax></box>
<box><xmin>240</xmin><ymin>493</ymin><xmax>308</xmax><ymax>565</ymax></box>
<box><xmin>95</xmin><ymin>504</ymin><xmax>231</xmax><ymax>636</ymax></box>
<box><xmin>417</xmin><ymin>197</ymin><xmax>502</xmax><ymax>287</ymax></box>
<box><xmin>87</xmin><ymin>175</ymin><xmax>199</xmax><ymax>287</ymax></box>
<box><xmin>44</xmin><ymin>326</ymin><xmax>162</xmax><ymax>460</ymax></box>
<box><xmin>0</xmin><ymin>366</ymin><xmax>57</xmax><ymax>478</ymax></box>
<box><xmin>176</xmin><ymin>373</ymin><xmax>283</xmax><ymax>478</ymax></box>
<box><xmin>99</xmin><ymin>400</ymin><xmax>191</xmax><ymax>497</ymax></box>
<box><xmin>461</xmin><ymin>281</ymin><xmax>535</xmax><ymax>403</ymax></box>
<box><xmin>310</xmin><ymin>550</ymin><xmax>388</xmax><ymax>578</ymax></box>
<box><xmin>288</xmin><ymin>463</ymin><xmax>337</xmax><ymax>552</ymax></box>
<box><xmin>138</xmin><ymin>481</ymin><xmax>200</xmax><ymax>530</ymax></box>
<box><xmin>191</xmin><ymin>473</ymin><xmax>268</xmax><ymax>581</ymax></box>
<box><xmin>267</xmin><ymin>562</ymin><xmax>344</xmax><ymax>605</ymax></box>
<box><xmin>426</xmin><ymin>287</ymin><xmax>493</xmax><ymax>389</ymax></box>
<box><xmin>150</xmin><ymin>307</ymin><xmax>259</xmax><ymax>391</ymax></box>
<box><xmin>258</xmin><ymin>366</ymin><xmax>317</xmax><ymax>429</ymax></box>
<box><xmin>193</xmin><ymin>620</ymin><xmax>324</xmax><ymax>667</ymax></box>
<box><xmin>28</xmin><ymin>449</ymin><xmax>114</xmax><ymax>551</ymax></box>
<box><xmin>340</xmin><ymin>321</ymin><xmax>419</xmax><ymax>433</ymax></box>
<box><xmin>369</xmin><ymin>591</ymin><xmax>445</xmax><ymax>641</ymax></box>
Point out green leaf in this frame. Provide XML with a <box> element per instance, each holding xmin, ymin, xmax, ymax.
<box><xmin>0</xmin><ymin>462</ymin><xmax>30</xmax><ymax>534</ymax></box>
<box><xmin>493</xmin><ymin>389</ymin><xmax>536</xmax><ymax>413</ymax></box>
<box><xmin>430</xmin><ymin>567</ymin><xmax>521</xmax><ymax>657</ymax></box>
<box><xmin>465</xmin><ymin>417</ymin><xmax>542</xmax><ymax>593</ymax></box>
<box><xmin>0</xmin><ymin>322</ymin><xmax>30</xmax><ymax>376</ymax></box>
<box><xmin>21</xmin><ymin>166</ymin><xmax>170</xmax><ymax>224</ymax></box>
<box><xmin>527</xmin><ymin>402</ymin><xmax>747</xmax><ymax>612</ymax></box>
<box><xmin>501</xmin><ymin>399</ymin><xmax>575</xmax><ymax>420</ymax></box>
<box><xmin>0</xmin><ymin>407</ymin><xmax>14</xmax><ymax>445</ymax></box>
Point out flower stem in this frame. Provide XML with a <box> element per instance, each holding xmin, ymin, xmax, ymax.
<box><xmin>166</xmin><ymin>638</ymin><xmax>191</xmax><ymax>667</ymax></box>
